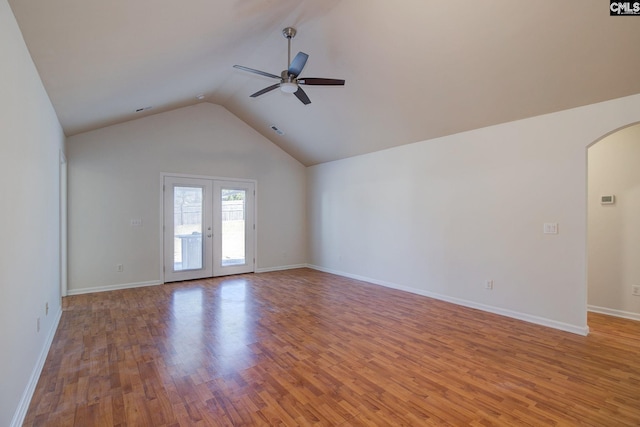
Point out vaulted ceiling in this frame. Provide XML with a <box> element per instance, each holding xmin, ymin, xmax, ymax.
<box><xmin>9</xmin><ymin>0</ymin><xmax>640</xmax><ymax>165</ymax></box>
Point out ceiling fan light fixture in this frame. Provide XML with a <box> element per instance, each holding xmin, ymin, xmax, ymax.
<box><xmin>280</xmin><ymin>82</ymin><xmax>298</xmax><ymax>93</ymax></box>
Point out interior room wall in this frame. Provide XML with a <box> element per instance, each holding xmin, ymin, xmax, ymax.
<box><xmin>307</xmin><ymin>94</ymin><xmax>640</xmax><ymax>335</ymax></box>
<box><xmin>588</xmin><ymin>123</ymin><xmax>640</xmax><ymax>319</ymax></box>
<box><xmin>0</xmin><ymin>2</ymin><xmax>66</xmax><ymax>426</ymax></box>
<box><xmin>66</xmin><ymin>103</ymin><xmax>307</xmax><ymax>293</ymax></box>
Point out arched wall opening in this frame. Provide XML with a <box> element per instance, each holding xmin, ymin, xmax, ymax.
<box><xmin>587</xmin><ymin>122</ymin><xmax>640</xmax><ymax>322</ymax></box>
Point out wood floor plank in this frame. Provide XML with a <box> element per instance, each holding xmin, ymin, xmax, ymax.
<box><xmin>22</xmin><ymin>268</ymin><xmax>640</xmax><ymax>426</ymax></box>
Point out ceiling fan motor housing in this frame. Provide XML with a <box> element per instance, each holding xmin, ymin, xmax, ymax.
<box><xmin>280</xmin><ymin>70</ymin><xmax>298</xmax><ymax>93</ymax></box>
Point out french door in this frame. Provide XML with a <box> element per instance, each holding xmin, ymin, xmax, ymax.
<box><xmin>163</xmin><ymin>175</ymin><xmax>255</xmax><ymax>282</ymax></box>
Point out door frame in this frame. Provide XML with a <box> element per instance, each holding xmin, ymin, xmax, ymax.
<box><xmin>60</xmin><ymin>149</ymin><xmax>67</xmax><ymax>297</ymax></box>
<box><xmin>159</xmin><ymin>172</ymin><xmax>258</xmax><ymax>283</ymax></box>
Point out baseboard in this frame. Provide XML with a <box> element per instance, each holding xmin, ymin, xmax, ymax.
<box><xmin>66</xmin><ymin>280</ymin><xmax>162</xmax><ymax>296</ymax></box>
<box><xmin>10</xmin><ymin>307</ymin><xmax>63</xmax><ymax>427</ymax></box>
<box><xmin>588</xmin><ymin>305</ymin><xmax>640</xmax><ymax>322</ymax></box>
<box><xmin>255</xmin><ymin>264</ymin><xmax>308</xmax><ymax>273</ymax></box>
<box><xmin>66</xmin><ymin>270</ymin><xmax>314</xmax><ymax>294</ymax></box>
<box><xmin>308</xmin><ymin>264</ymin><xmax>589</xmax><ymax>336</ymax></box>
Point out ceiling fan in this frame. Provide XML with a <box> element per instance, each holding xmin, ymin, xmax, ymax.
<box><xmin>233</xmin><ymin>27</ymin><xmax>345</xmax><ymax>105</ymax></box>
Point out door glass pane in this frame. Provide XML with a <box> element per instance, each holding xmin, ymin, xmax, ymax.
<box><xmin>221</xmin><ymin>189</ymin><xmax>245</xmax><ymax>266</ymax></box>
<box><xmin>174</xmin><ymin>186</ymin><xmax>203</xmax><ymax>271</ymax></box>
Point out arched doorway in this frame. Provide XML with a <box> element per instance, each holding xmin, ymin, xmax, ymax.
<box><xmin>587</xmin><ymin>122</ymin><xmax>640</xmax><ymax>322</ymax></box>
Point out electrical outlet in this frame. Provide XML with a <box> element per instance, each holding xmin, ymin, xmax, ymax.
<box><xmin>116</xmin><ymin>264</ymin><xmax>123</xmax><ymax>272</ymax></box>
<box><xmin>485</xmin><ymin>280</ymin><xmax>494</xmax><ymax>290</ymax></box>
<box><xmin>632</xmin><ymin>285</ymin><xmax>640</xmax><ymax>296</ymax></box>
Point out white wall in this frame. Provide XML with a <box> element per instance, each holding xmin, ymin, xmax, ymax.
<box><xmin>0</xmin><ymin>1</ymin><xmax>65</xmax><ymax>426</ymax></box>
<box><xmin>66</xmin><ymin>103</ymin><xmax>307</xmax><ymax>292</ymax></box>
<box><xmin>588</xmin><ymin>123</ymin><xmax>640</xmax><ymax>319</ymax></box>
<box><xmin>308</xmin><ymin>94</ymin><xmax>640</xmax><ymax>334</ymax></box>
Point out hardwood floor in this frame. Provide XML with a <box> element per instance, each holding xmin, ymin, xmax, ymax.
<box><xmin>24</xmin><ymin>269</ymin><xmax>640</xmax><ymax>426</ymax></box>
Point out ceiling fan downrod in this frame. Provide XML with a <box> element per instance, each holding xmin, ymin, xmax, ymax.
<box><xmin>282</xmin><ymin>27</ymin><xmax>297</xmax><ymax>70</ymax></box>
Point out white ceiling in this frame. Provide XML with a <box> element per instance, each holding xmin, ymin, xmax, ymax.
<box><xmin>9</xmin><ymin>0</ymin><xmax>640</xmax><ymax>166</ymax></box>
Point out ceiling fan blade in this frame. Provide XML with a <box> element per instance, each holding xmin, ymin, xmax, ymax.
<box><xmin>250</xmin><ymin>84</ymin><xmax>280</xmax><ymax>98</ymax></box>
<box><xmin>299</xmin><ymin>78</ymin><xmax>345</xmax><ymax>86</ymax></box>
<box><xmin>294</xmin><ymin>86</ymin><xmax>311</xmax><ymax>105</ymax></box>
<box><xmin>288</xmin><ymin>52</ymin><xmax>309</xmax><ymax>77</ymax></box>
<box><xmin>233</xmin><ymin>65</ymin><xmax>280</xmax><ymax>80</ymax></box>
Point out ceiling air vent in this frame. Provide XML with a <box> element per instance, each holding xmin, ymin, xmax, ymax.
<box><xmin>270</xmin><ymin>125</ymin><xmax>284</xmax><ymax>136</ymax></box>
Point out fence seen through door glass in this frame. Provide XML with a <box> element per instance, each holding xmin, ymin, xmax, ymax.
<box><xmin>173</xmin><ymin>186</ymin><xmax>203</xmax><ymax>271</ymax></box>
<box><xmin>221</xmin><ymin>188</ymin><xmax>246</xmax><ymax>266</ymax></box>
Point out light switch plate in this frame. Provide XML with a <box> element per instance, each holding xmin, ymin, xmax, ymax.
<box><xmin>543</xmin><ymin>223</ymin><xmax>558</xmax><ymax>234</ymax></box>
